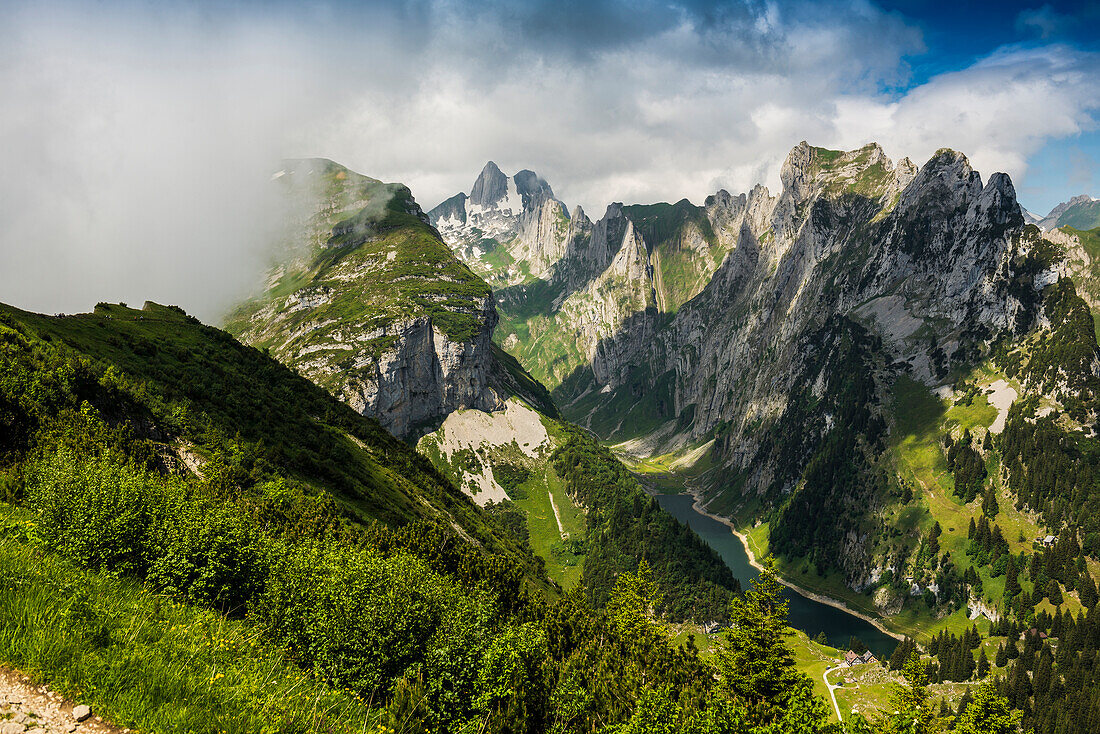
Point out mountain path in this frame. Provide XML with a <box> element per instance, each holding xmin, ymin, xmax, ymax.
<box><xmin>823</xmin><ymin>667</ymin><xmax>843</xmax><ymax>722</ymax></box>
<box><xmin>0</xmin><ymin>666</ymin><xmax>123</xmax><ymax>734</ymax></box>
<box><xmin>547</xmin><ymin>488</ymin><xmax>566</xmax><ymax>538</ymax></box>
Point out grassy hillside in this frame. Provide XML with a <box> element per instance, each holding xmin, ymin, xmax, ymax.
<box><xmin>224</xmin><ymin>160</ymin><xmax>494</xmax><ymax>409</ymax></box>
<box><xmin>0</xmin><ymin>502</ymin><xmax>378</xmax><ymax>733</ymax></box>
<box><xmin>418</xmin><ymin>399</ymin><xmax>741</xmax><ymax>621</ymax></box>
<box><xmin>1056</xmin><ymin>200</ymin><xmax>1100</xmax><ymax>231</ymax></box>
<box><xmin>0</xmin><ymin>300</ymin><xmax>542</xmax><ymax>580</ymax></box>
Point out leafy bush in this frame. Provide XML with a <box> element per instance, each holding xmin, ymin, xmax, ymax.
<box><xmin>146</xmin><ymin>500</ymin><xmax>268</xmax><ymax>613</ymax></box>
<box><xmin>26</xmin><ymin>449</ymin><xmax>159</xmax><ymax>575</ymax></box>
<box><xmin>254</xmin><ymin>542</ymin><xmax>465</xmax><ymax>696</ymax></box>
<box><xmin>26</xmin><ymin>448</ymin><xmax>267</xmax><ymax>613</ymax></box>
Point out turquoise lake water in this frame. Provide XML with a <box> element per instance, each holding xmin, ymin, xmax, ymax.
<box><xmin>656</xmin><ymin>493</ymin><xmax>899</xmax><ymax>658</ymax></box>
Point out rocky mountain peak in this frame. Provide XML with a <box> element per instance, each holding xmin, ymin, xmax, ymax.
<box><xmin>513</xmin><ymin>169</ymin><xmax>557</xmax><ymax>211</ymax></box>
<box><xmin>431</xmin><ymin>192</ymin><xmax>468</xmax><ymax>226</ymax></box>
<box><xmin>980</xmin><ymin>172</ymin><xmax>1024</xmax><ymax>226</ymax></box>
<box><xmin>470</xmin><ymin>161</ymin><xmax>509</xmax><ymax>207</ymax></box>
<box><xmin>923</xmin><ymin>148</ymin><xmax>975</xmax><ymax>177</ymax></box>
<box><xmin>895</xmin><ymin>157</ymin><xmax>918</xmax><ymax>188</ymax></box>
<box><xmin>898</xmin><ymin>148</ymin><xmax>980</xmax><ymax>210</ymax></box>
<box><xmin>1037</xmin><ymin>194</ymin><xmax>1100</xmax><ymax>231</ymax></box>
<box><xmin>779</xmin><ymin>141</ymin><xmax>816</xmax><ymax>201</ymax></box>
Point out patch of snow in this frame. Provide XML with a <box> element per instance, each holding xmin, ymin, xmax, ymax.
<box><xmin>987</xmin><ymin>379</ymin><xmax>1017</xmax><ymax>434</ymax></box>
<box><xmin>500</xmin><ymin>176</ymin><xmax>524</xmax><ymax>215</ymax></box>
<box><xmin>933</xmin><ymin>385</ymin><xmax>954</xmax><ymax>401</ymax></box>
<box><xmin>271</xmin><ymin>170</ymin><xmax>287</xmax><ymax>180</ymax></box>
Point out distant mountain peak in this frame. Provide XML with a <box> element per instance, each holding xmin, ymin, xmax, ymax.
<box><xmin>513</xmin><ymin>169</ymin><xmax>556</xmax><ymax>210</ymax></box>
<box><xmin>469</xmin><ymin>161</ymin><xmax>509</xmax><ymax>207</ymax></box>
<box><xmin>1037</xmin><ymin>194</ymin><xmax>1100</xmax><ymax>231</ymax></box>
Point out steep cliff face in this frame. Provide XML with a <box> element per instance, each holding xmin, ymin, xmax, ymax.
<box><xmin>479</xmin><ymin>143</ymin><xmax>1031</xmax><ymax>445</ymax></box>
<box><xmin>441</xmin><ymin>142</ymin><xmax>1066</xmax><ymax>587</ymax></box>
<box><xmin>225</xmin><ymin>159</ymin><xmax>551</xmax><ymax>438</ymax></box>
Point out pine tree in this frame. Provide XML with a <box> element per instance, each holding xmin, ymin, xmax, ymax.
<box><xmin>953</xmin><ymin>683</ymin><xmax>1023</xmax><ymax>734</ymax></box>
<box><xmin>1048</xmin><ymin>579</ymin><xmax>1063</xmax><ymax>606</ymax></box>
<box><xmin>1080</xmin><ymin>571</ymin><xmax>1098</xmax><ymax>610</ymax></box>
<box><xmin>889</xmin><ymin>637</ymin><xmax>915</xmax><ymax>671</ymax></box>
<box><xmin>982</xmin><ymin>487</ymin><xmax>999</xmax><ymax>519</ymax></box>
<box><xmin>716</xmin><ymin>556</ymin><xmax>800</xmax><ymax>721</ymax></box>
<box><xmin>995</xmin><ymin>643</ymin><xmax>1007</xmax><ymax>668</ymax></box>
<box><xmin>1034</xmin><ymin>648</ymin><xmax>1053</xmax><ymax>697</ymax></box>
<box><xmin>883</xmin><ymin>653</ymin><xmax>936</xmax><ymax>734</ymax></box>
<box><xmin>991</xmin><ymin>525</ymin><xmax>1007</xmax><ymax>556</ymax></box>
<box><xmin>969</xmin><ymin>517</ymin><xmax>977</xmax><ymax>539</ymax></box>
<box><xmin>977</xmin><ymin>649</ymin><xmax>990</xmax><ymax>678</ymax></box>
<box><xmin>956</xmin><ymin>688</ymin><xmax>973</xmax><ymax>718</ymax></box>
<box><xmin>1004</xmin><ymin>555</ymin><xmax>1021</xmax><ymax>598</ymax></box>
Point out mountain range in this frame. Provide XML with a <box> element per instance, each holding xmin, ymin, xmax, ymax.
<box><xmin>1025</xmin><ymin>193</ymin><xmax>1100</xmax><ymax>231</ymax></box>
<box><xmin>5</xmin><ymin>138</ymin><xmax>1100</xmax><ymax>733</ymax></box>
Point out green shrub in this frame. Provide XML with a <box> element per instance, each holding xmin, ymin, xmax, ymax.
<box><xmin>254</xmin><ymin>542</ymin><xmax>465</xmax><ymax>696</ymax></box>
<box><xmin>26</xmin><ymin>449</ymin><xmax>268</xmax><ymax>614</ymax></box>
<box><xmin>26</xmin><ymin>449</ymin><xmax>159</xmax><ymax>574</ymax></box>
<box><xmin>146</xmin><ymin>499</ymin><xmax>268</xmax><ymax>613</ymax></box>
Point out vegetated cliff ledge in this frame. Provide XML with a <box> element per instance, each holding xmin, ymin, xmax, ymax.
<box><xmin>225</xmin><ymin>159</ymin><xmax>555</xmax><ymax>439</ymax></box>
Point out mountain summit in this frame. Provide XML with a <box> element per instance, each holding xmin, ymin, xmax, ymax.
<box><xmin>1037</xmin><ymin>193</ymin><xmax>1100</xmax><ymax>231</ymax></box>
<box><xmin>428</xmin><ymin>163</ymin><xmax>569</xmax><ymax>282</ymax></box>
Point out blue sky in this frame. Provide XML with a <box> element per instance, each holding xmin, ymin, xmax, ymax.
<box><xmin>876</xmin><ymin>0</ymin><xmax>1100</xmax><ymax>211</ymax></box>
<box><xmin>1</xmin><ymin>0</ymin><xmax>1098</xmax><ymax>315</ymax></box>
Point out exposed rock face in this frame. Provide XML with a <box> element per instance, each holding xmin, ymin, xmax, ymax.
<box><xmin>482</xmin><ymin>142</ymin><xmax>1031</xmax><ymax>439</ymax></box>
<box><xmin>226</xmin><ymin>158</ymin><xmax>533</xmax><ymax>438</ymax></box>
<box><xmin>448</xmin><ymin>141</ymin><xmax>1055</xmax><ymax>585</ymax></box>
<box><xmin>469</xmin><ymin>161</ymin><xmax>509</xmax><ymax>207</ymax></box>
<box><xmin>428</xmin><ymin>162</ymin><xmax>573</xmax><ymax>282</ymax></box>
<box><xmin>337</xmin><ymin>305</ymin><xmax>503</xmax><ymax>438</ymax></box>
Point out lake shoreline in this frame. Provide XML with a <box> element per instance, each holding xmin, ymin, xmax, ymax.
<box><xmin>681</xmin><ymin>488</ymin><xmax>903</xmax><ymax>644</ymax></box>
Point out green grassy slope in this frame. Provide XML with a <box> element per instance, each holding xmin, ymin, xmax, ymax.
<box><xmin>0</xmin><ymin>503</ymin><xmax>378</xmax><ymax>734</ymax></box>
<box><xmin>1056</xmin><ymin>200</ymin><xmax>1100</xmax><ymax>231</ymax></box>
<box><xmin>417</xmin><ymin>400</ymin><xmax>740</xmax><ymax>617</ymax></box>
<box><xmin>0</xmin><ymin>300</ymin><xmax>543</xmax><ymax>583</ymax></box>
<box><xmin>225</xmin><ymin>159</ymin><xmax>492</xmax><ymax>391</ymax></box>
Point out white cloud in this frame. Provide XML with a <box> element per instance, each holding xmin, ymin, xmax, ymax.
<box><xmin>1</xmin><ymin>1</ymin><xmax>1097</xmax><ymax>321</ymax></box>
<box><xmin>829</xmin><ymin>45</ymin><xmax>1100</xmax><ymax>188</ymax></box>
